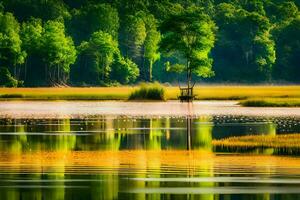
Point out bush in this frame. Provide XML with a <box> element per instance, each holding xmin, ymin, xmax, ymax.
<box><xmin>110</xmin><ymin>56</ymin><xmax>139</xmax><ymax>84</ymax></box>
<box><xmin>128</xmin><ymin>82</ymin><xmax>166</xmax><ymax>101</ymax></box>
<box><xmin>0</xmin><ymin>67</ymin><xmax>19</xmax><ymax>87</ymax></box>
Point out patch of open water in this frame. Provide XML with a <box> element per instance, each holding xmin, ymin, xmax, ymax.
<box><xmin>0</xmin><ymin>101</ymin><xmax>300</xmax><ymax>199</ymax></box>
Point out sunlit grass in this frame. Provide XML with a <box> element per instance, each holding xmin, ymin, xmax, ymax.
<box><xmin>129</xmin><ymin>82</ymin><xmax>166</xmax><ymax>101</ymax></box>
<box><xmin>0</xmin><ymin>85</ymin><xmax>300</xmax><ymax>101</ymax></box>
<box><xmin>212</xmin><ymin>134</ymin><xmax>300</xmax><ymax>149</ymax></box>
<box><xmin>0</xmin><ymin>87</ymin><xmax>133</xmax><ymax>100</ymax></box>
<box><xmin>240</xmin><ymin>98</ymin><xmax>300</xmax><ymax>107</ymax></box>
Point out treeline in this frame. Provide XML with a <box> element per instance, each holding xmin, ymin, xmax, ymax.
<box><xmin>0</xmin><ymin>0</ymin><xmax>299</xmax><ymax>87</ymax></box>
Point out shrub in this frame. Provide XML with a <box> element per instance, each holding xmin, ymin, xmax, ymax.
<box><xmin>110</xmin><ymin>56</ymin><xmax>139</xmax><ymax>84</ymax></box>
<box><xmin>129</xmin><ymin>82</ymin><xmax>165</xmax><ymax>100</ymax></box>
<box><xmin>0</xmin><ymin>67</ymin><xmax>19</xmax><ymax>87</ymax></box>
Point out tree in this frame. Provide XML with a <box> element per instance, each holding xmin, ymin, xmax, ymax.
<box><xmin>110</xmin><ymin>55</ymin><xmax>140</xmax><ymax>84</ymax></box>
<box><xmin>0</xmin><ymin>67</ymin><xmax>18</xmax><ymax>87</ymax></box>
<box><xmin>0</xmin><ymin>11</ymin><xmax>25</xmax><ymax>81</ymax></box>
<box><xmin>213</xmin><ymin>4</ymin><xmax>276</xmax><ymax>81</ymax></box>
<box><xmin>2</xmin><ymin>0</ymin><xmax>70</xmax><ymax>21</ymax></box>
<box><xmin>20</xmin><ymin>18</ymin><xmax>43</xmax><ymax>85</ymax></box>
<box><xmin>69</xmin><ymin>3</ymin><xmax>119</xmax><ymax>44</ymax></box>
<box><xmin>143</xmin><ymin>14</ymin><xmax>161</xmax><ymax>82</ymax></box>
<box><xmin>273</xmin><ymin>16</ymin><xmax>300</xmax><ymax>81</ymax></box>
<box><xmin>120</xmin><ymin>11</ymin><xmax>161</xmax><ymax>82</ymax></box>
<box><xmin>42</xmin><ymin>20</ymin><xmax>77</xmax><ymax>85</ymax></box>
<box><xmin>76</xmin><ymin>31</ymin><xmax>119</xmax><ymax>85</ymax></box>
<box><xmin>121</xmin><ymin>13</ymin><xmax>147</xmax><ymax>63</ymax></box>
<box><xmin>160</xmin><ymin>8</ymin><xmax>216</xmax><ymax>88</ymax></box>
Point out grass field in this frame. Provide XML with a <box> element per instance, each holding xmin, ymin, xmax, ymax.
<box><xmin>0</xmin><ymin>85</ymin><xmax>300</xmax><ymax>104</ymax></box>
<box><xmin>212</xmin><ymin>134</ymin><xmax>300</xmax><ymax>149</ymax></box>
<box><xmin>240</xmin><ymin>98</ymin><xmax>300</xmax><ymax>107</ymax></box>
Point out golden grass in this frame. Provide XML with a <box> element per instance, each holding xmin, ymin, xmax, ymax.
<box><xmin>240</xmin><ymin>98</ymin><xmax>300</xmax><ymax>107</ymax></box>
<box><xmin>212</xmin><ymin>134</ymin><xmax>300</xmax><ymax>149</ymax></box>
<box><xmin>0</xmin><ymin>85</ymin><xmax>300</xmax><ymax>101</ymax></box>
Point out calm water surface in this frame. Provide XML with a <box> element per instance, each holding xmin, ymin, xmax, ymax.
<box><xmin>1</xmin><ymin>102</ymin><xmax>300</xmax><ymax>199</ymax></box>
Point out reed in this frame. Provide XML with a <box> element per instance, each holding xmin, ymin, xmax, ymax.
<box><xmin>212</xmin><ymin>134</ymin><xmax>300</xmax><ymax>149</ymax></box>
<box><xmin>128</xmin><ymin>82</ymin><xmax>166</xmax><ymax>101</ymax></box>
<box><xmin>240</xmin><ymin>98</ymin><xmax>300</xmax><ymax>107</ymax></box>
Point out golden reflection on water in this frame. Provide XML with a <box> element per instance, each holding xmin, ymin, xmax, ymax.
<box><xmin>0</xmin><ymin>150</ymin><xmax>300</xmax><ymax>176</ymax></box>
<box><xmin>1</xmin><ymin>116</ymin><xmax>300</xmax><ymax>199</ymax></box>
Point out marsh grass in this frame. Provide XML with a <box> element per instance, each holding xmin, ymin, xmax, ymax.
<box><xmin>240</xmin><ymin>98</ymin><xmax>300</xmax><ymax>107</ymax></box>
<box><xmin>212</xmin><ymin>134</ymin><xmax>300</xmax><ymax>149</ymax></box>
<box><xmin>128</xmin><ymin>82</ymin><xmax>166</xmax><ymax>101</ymax></box>
<box><xmin>0</xmin><ymin>85</ymin><xmax>300</xmax><ymax>101</ymax></box>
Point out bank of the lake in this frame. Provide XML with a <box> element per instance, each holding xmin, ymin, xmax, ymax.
<box><xmin>240</xmin><ymin>98</ymin><xmax>300</xmax><ymax>107</ymax></box>
<box><xmin>1</xmin><ymin>101</ymin><xmax>300</xmax><ymax>119</ymax></box>
<box><xmin>1</xmin><ymin>86</ymin><xmax>300</xmax><ymax>103</ymax></box>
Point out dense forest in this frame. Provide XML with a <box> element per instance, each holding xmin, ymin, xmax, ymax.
<box><xmin>0</xmin><ymin>0</ymin><xmax>299</xmax><ymax>87</ymax></box>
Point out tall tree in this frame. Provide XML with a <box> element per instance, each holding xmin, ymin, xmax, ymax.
<box><xmin>121</xmin><ymin>13</ymin><xmax>147</xmax><ymax>65</ymax></box>
<box><xmin>0</xmin><ymin>11</ymin><xmax>25</xmax><ymax>81</ymax></box>
<box><xmin>273</xmin><ymin>16</ymin><xmax>300</xmax><ymax>81</ymax></box>
<box><xmin>110</xmin><ymin>55</ymin><xmax>140</xmax><ymax>84</ymax></box>
<box><xmin>160</xmin><ymin>8</ymin><xmax>216</xmax><ymax>88</ymax></box>
<box><xmin>120</xmin><ymin>12</ymin><xmax>160</xmax><ymax>81</ymax></box>
<box><xmin>76</xmin><ymin>31</ymin><xmax>119</xmax><ymax>85</ymax></box>
<box><xmin>213</xmin><ymin>3</ymin><xmax>276</xmax><ymax>81</ymax></box>
<box><xmin>42</xmin><ymin>20</ymin><xmax>77</xmax><ymax>85</ymax></box>
<box><xmin>2</xmin><ymin>0</ymin><xmax>70</xmax><ymax>21</ymax></box>
<box><xmin>20</xmin><ymin>18</ymin><xmax>43</xmax><ymax>85</ymax></box>
<box><xmin>143</xmin><ymin>13</ymin><xmax>161</xmax><ymax>82</ymax></box>
<box><xmin>69</xmin><ymin>3</ymin><xmax>119</xmax><ymax>44</ymax></box>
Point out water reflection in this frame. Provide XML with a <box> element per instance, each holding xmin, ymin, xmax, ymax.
<box><xmin>0</xmin><ymin>116</ymin><xmax>299</xmax><ymax>199</ymax></box>
<box><xmin>0</xmin><ymin>116</ymin><xmax>299</xmax><ymax>153</ymax></box>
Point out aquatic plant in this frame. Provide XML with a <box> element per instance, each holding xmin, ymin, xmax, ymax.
<box><xmin>128</xmin><ymin>82</ymin><xmax>166</xmax><ymax>101</ymax></box>
<box><xmin>212</xmin><ymin>134</ymin><xmax>300</xmax><ymax>149</ymax></box>
<box><xmin>240</xmin><ymin>98</ymin><xmax>300</xmax><ymax>107</ymax></box>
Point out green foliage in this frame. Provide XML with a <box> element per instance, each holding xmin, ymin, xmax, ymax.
<box><xmin>213</xmin><ymin>3</ymin><xmax>276</xmax><ymax>81</ymax></box>
<box><xmin>2</xmin><ymin>0</ymin><xmax>70</xmax><ymax>21</ymax></box>
<box><xmin>111</xmin><ymin>56</ymin><xmax>140</xmax><ymax>84</ymax></box>
<box><xmin>0</xmin><ymin>0</ymin><xmax>299</xmax><ymax>86</ymax></box>
<box><xmin>0</xmin><ymin>11</ymin><xmax>25</xmax><ymax>68</ymax></box>
<box><xmin>160</xmin><ymin>8</ymin><xmax>216</xmax><ymax>83</ymax></box>
<box><xmin>42</xmin><ymin>20</ymin><xmax>76</xmax><ymax>84</ymax></box>
<box><xmin>69</xmin><ymin>3</ymin><xmax>119</xmax><ymax>43</ymax></box>
<box><xmin>0</xmin><ymin>67</ymin><xmax>18</xmax><ymax>87</ymax></box>
<box><xmin>122</xmin><ymin>13</ymin><xmax>147</xmax><ymax>59</ymax></box>
<box><xmin>77</xmin><ymin>31</ymin><xmax>119</xmax><ymax>85</ymax></box>
<box><xmin>129</xmin><ymin>82</ymin><xmax>165</xmax><ymax>100</ymax></box>
<box><xmin>143</xmin><ymin>14</ymin><xmax>161</xmax><ymax>81</ymax></box>
<box><xmin>21</xmin><ymin>18</ymin><xmax>43</xmax><ymax>54</ymax></box>
<box><xmin>273</xmin><ymin>16</ymin><xmax>300</xmax><ymax>81</ymax></box>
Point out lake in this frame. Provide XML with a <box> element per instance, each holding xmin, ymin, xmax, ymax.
<box><xmin>0</xmin><ymin>101</ymin><xmax>300</xmax><ymax>199</ymax></box>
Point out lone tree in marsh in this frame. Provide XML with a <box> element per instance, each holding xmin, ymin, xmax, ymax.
<box><xmin>160</xmin><ymin>8</ymin><xmax>216</xmax><ymax>100</ymax></box>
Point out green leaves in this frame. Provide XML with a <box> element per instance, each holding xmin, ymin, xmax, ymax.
<box><xmin>213</xmin><ymin>3</ymin><xmax>276</xmax><ymax>81</ymax></box>
<box><xmin>69</xmin><ymin>3</ymin><xmax>119</xmax><ymax>43</ymax></box>
<box><xmin>42</xmin><ymin>20</ymin><xmax>76</xmax><ymax>73</ymax></box>
<box><xmin>111</xmin><ymin>56</ymin><xmax>140</xmax><ymax>84</ymax></box>
<box><xmin>160</xmin><ymin>8</ymin><xmax>216</xmax><ymax>79</ymax></box>
<box><xmin>78</xmin><ymin>31</ymin><xmax>119</xmax><ymax>82</ymax></box>
<box><xmin>0</xmin><ymin>11</ymin><xmax>25</xmax><ymax>67</ymax></box>
<box><xmin>0</xmin><ymin>67</ymin><xmax>18</xmax><ymax>87</ymax></box>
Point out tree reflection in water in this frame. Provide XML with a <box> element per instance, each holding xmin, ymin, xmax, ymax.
<box><xmin>0</xmin><ymin>116</ymin><xmax>298</xmax><ymax>200</ymax></box>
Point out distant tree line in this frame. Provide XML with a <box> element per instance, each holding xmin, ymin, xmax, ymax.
<box><xmin>0</xmin><ymin>0</ymin><xmax>299</xmax><ymax>87</ymax></box>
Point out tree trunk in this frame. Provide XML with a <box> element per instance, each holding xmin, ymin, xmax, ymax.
<box><xmin>149</xmin><ymin>60</ymin><xmax>153</xmax><ymax>82</ymax></box>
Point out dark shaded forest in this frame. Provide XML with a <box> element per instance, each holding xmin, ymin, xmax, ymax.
<box><xmin>0</xmin><ymin>0</ymin><xmax>299</xmax><ymax>87</ymax></box>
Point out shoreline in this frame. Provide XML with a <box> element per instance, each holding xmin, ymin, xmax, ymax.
<box><xmin>1</xmin><ymin>86</ymin><xmax>300</xmax><ymax>107</ymax></box>
<box><xmin>1</xmin><ymin>100</ymin><xmax>300</xmax><ymax>119</ymax></box>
